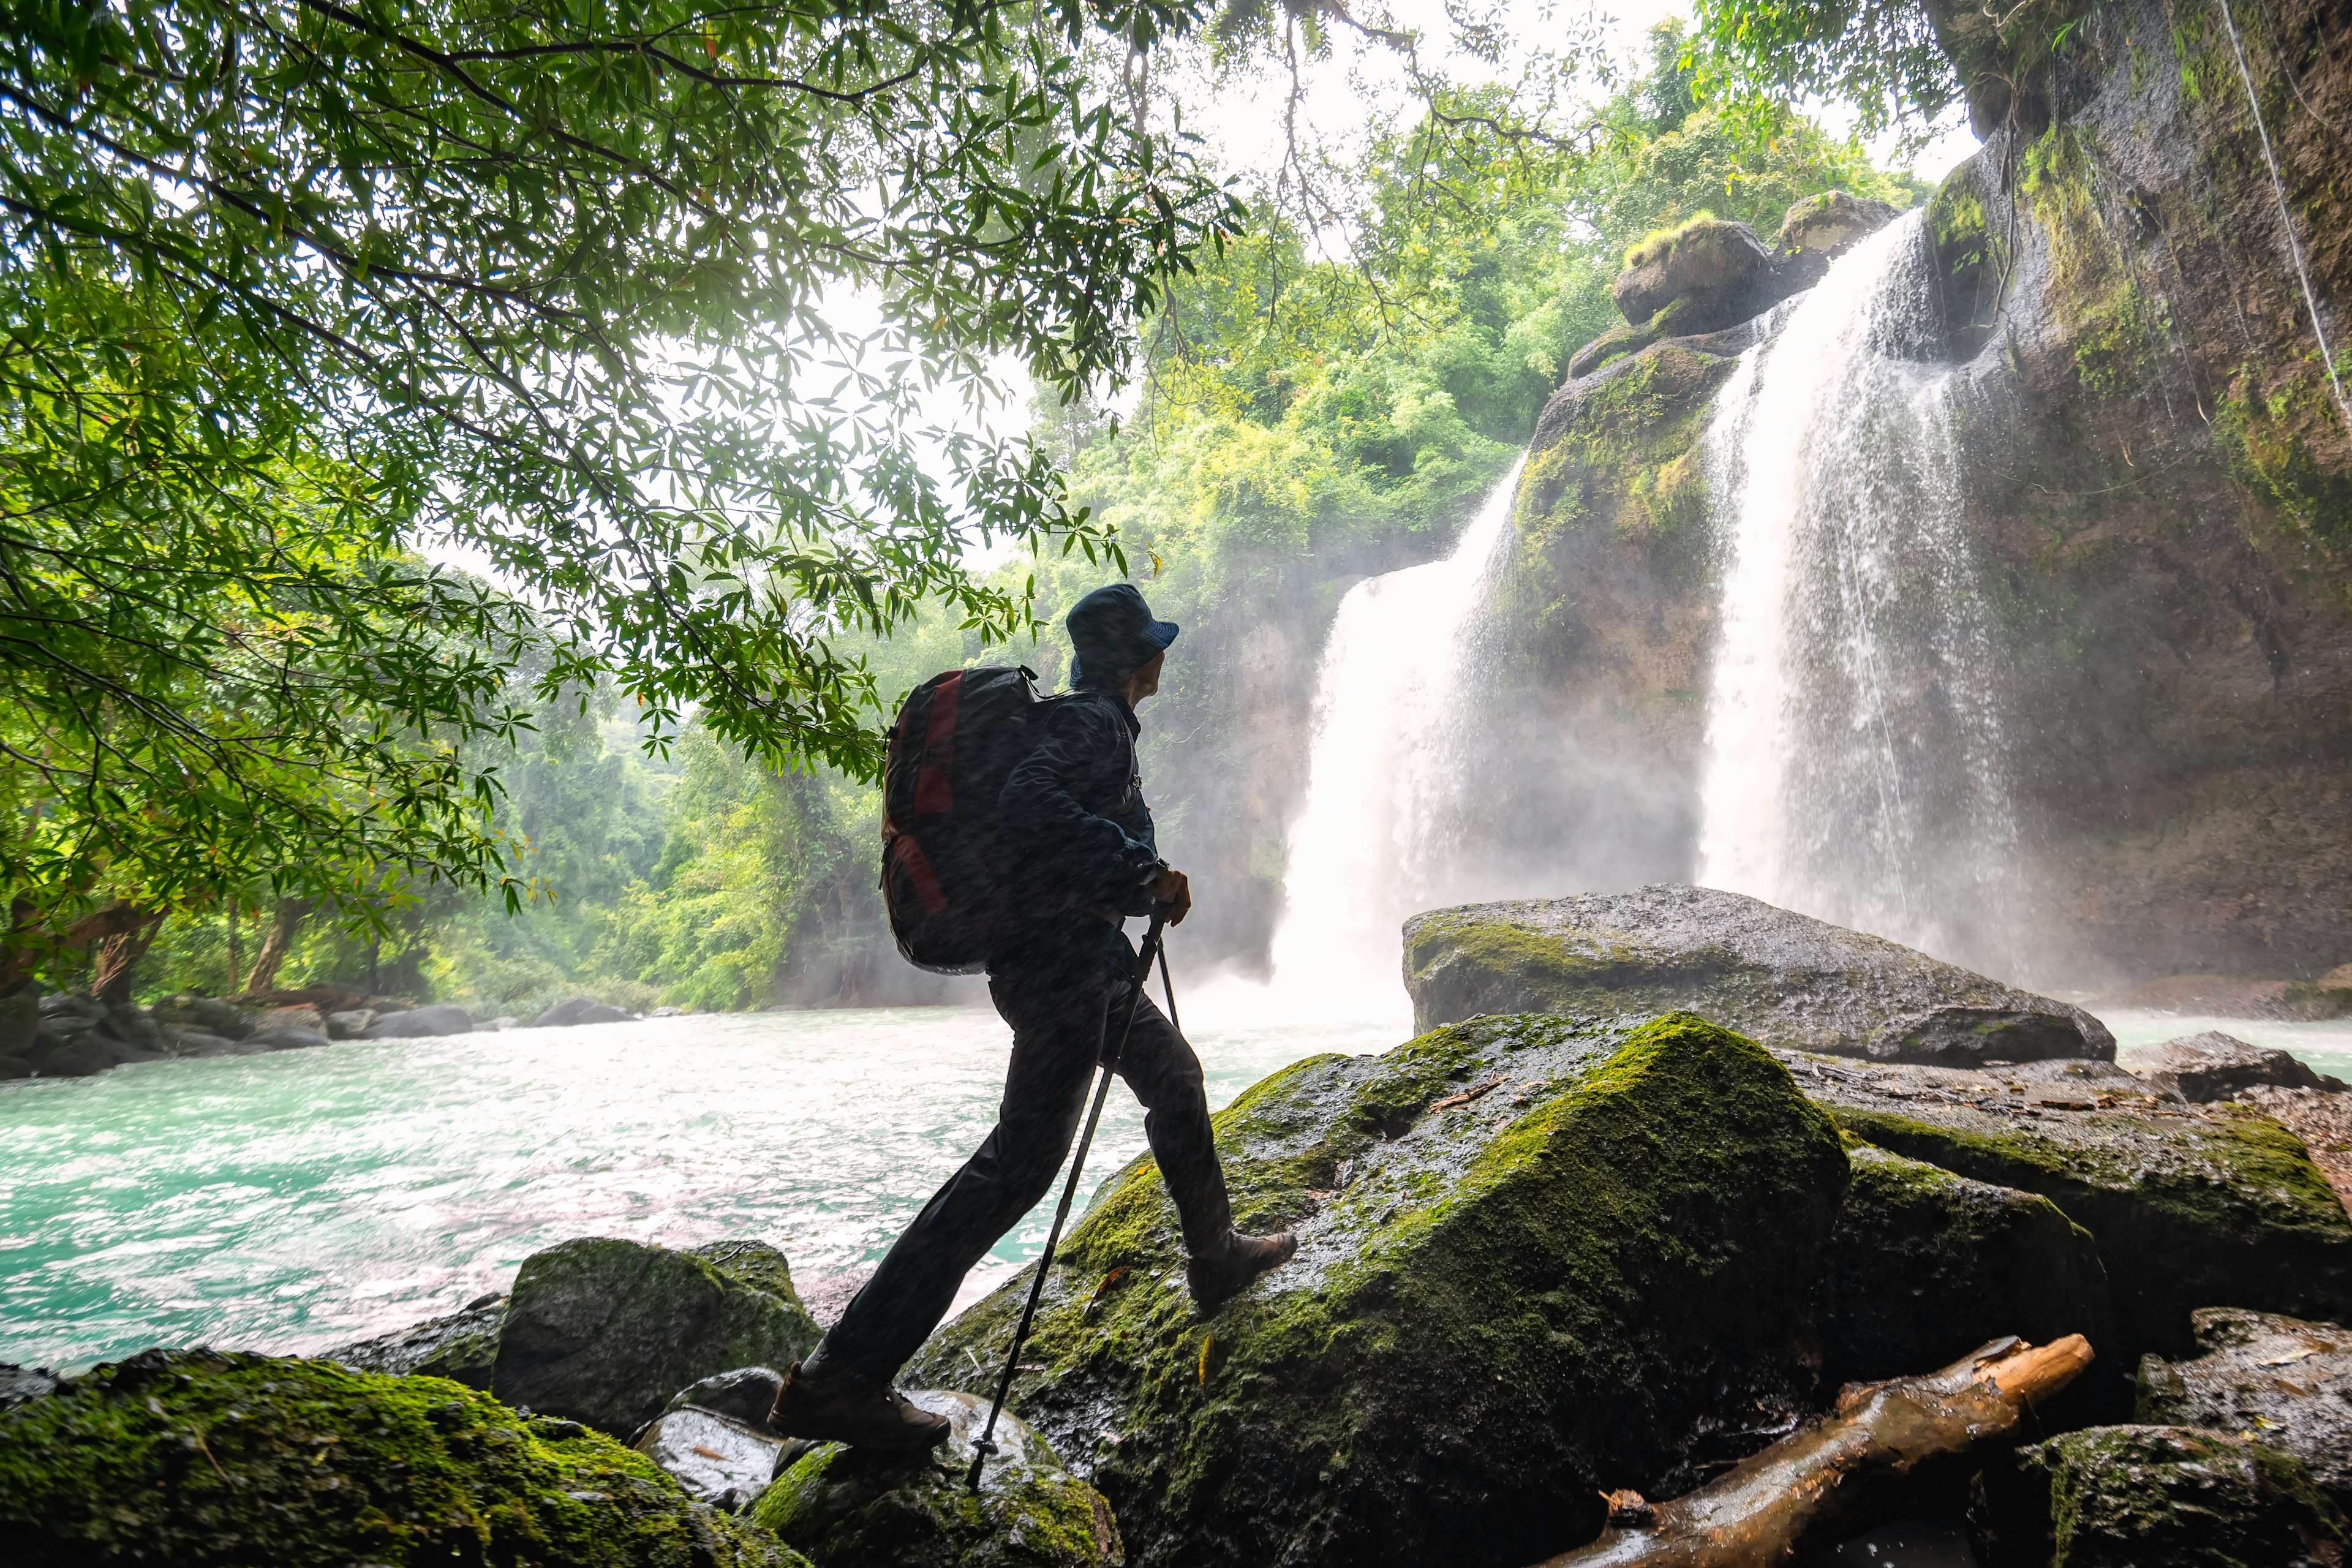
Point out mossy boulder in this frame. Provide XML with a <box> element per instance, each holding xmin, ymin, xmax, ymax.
<box><xmin>1403</xmin><ymin>884</ymin><xmax>2113</xmax><ymax>1064</ymax></box>
<box><xmin>908</xmin><ymin>1011</ymin><xmax>1850</xmax><ymax>1568</ymax></box>
<box><xmin>0</xmin><ymin>1346</ymin><xmax>804</xmax><ymax>1567</ymax></box>
<box><xmin>1821</xmin><ymin>1144</ymin><xmax>2111</xmax><ymax>1385</ymax></box>
<box><xmin>494</xmin><ymin>1237</ymin><xmax>821</xmax><ymax>1438</ymax></box>
<box><xmin>1803</xmin><ymin>1055</ymin><xmax>2352</xmax><ymax>1361</ymax></box>
<box><xmin>752</xmin><ymin>1390</ymin><xmax>1120</xmax><ymax>1568</ymax></box>
<box><xmin>331</xmin><ymin>1291</ymin><xmax>507</xmax><ymax>1389</ymax></box>
<box><xmin>1613</xmin><ymin>216</ymin><xmax>1773</xmax><ymax>330</ymax></box>
<box><xmin>1967</xmin><ymin>1424</ymin><xmax>2350</xmax><ymax>1567</ymax></box>
<box><xmin>2136</xmin><ymin>1309</ymin><xmax>2352</xmax><ymax>1508</ymax></box>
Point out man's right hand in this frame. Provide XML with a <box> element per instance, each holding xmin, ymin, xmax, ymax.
<box><xmin>1148</xmin><ymin>865</ymin><xmax>1192</xmax><ymax>925</ymax></box>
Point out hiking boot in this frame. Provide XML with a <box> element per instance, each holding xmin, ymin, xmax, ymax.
<box><xmin>1186</xmin><ymin>1229</ymin><xmax>1298</xmax><ymax>1314</ymax></box>
<box><xmin>768</xmin><ymin>1359</ymin><xmax>949</xmax><ymax>1452</ymax></box>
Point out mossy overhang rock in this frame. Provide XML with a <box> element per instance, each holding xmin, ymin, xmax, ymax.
<box><xmin>494</xmin><ymin>1237</ymin><xmax>821</xmax><ymax>1437</ymax></box>
<box><xmin>0</xmin><ymin>1346</ymin><xmax>807</xmax><ymax>1568</ymax></box>
<box><xmin>330</xmin><ymin>1290</ymin><xmax>507</xmax><ymax>1389</ymax></box>
<box><xmin>752</xmin><ymin>1389</ymin><xmax>1121</xmax><ymax>1568</ymax></box>
<box><xmin>1613</xmin><ymin>217</ymin><xmax>1774</xmax><ymax>331</ymax></box>
<box><xmin>1798</xmin><ymin>1052</ymin><xmax>2352</xmax><ymax>1362</ymax></box>
<box><xmin>2137</xmin><ymin>1308</ymin><xmax>2352</xmax><ymax>1509</ymax></box>
<box><xmin>908</xmin><ymin>1011</ymin><xmax>1850</xmax><ymax>1568</ymax></box>
<box><xmin>1403</xmin><ymin>883</ymin><xmax>2114</xmax><ymax>1065</ymax></box>
<box><xmin>1820</xmin><ymin>1144</ymin><xmax>2111</xmax><ymax>1385</ymax></box>
<box><xmin>1771</xmin><ymin>192</ymin><xmax>1902</xmax><ymax>295</ymax></box>
<box><xmin>1966</xmin><ymin>1423</ymin><xmax>2350</xmax><ymax>1568</ymax></box>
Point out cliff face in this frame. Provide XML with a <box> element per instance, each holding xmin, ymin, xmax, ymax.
<box><xmin>1502</xmin><ymin>0</ymin><xmax>2352</xmax><ymax>984</ymax></box>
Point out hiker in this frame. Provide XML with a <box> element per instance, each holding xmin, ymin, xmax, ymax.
<box><xmin>773</xmin><ymin>583</ymin><xmax>1298</xmax><ymax>1450</ymax></box>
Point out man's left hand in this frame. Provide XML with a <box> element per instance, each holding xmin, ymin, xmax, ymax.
<box><xmin>1148</xmin><ymin>865</ymin><xmax>1192</xmax><ymax>925</ymax></box>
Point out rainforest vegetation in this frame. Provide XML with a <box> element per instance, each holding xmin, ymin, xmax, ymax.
<box><xmin>0</xmin><ymin>1</ymin><xmax>1934</xmax><ymax>1015</ymax></box>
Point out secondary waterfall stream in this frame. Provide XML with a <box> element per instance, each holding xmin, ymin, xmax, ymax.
<box><xmin>1267</xmin><ymin>456</ymin><xmax>1525</xmax><ymax>1001</ymax></box>
<box><xmin>1695</xmin><ymin>211</ymin><xmax>2023</xmax><ymax>972</ymax></box>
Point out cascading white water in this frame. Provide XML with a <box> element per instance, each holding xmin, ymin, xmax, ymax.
<box><xmin>1267</xmin><ymin>456</ymin><xmax>1525</xmax><ymax>1000</ymax></box>
<box><xmin>1696</xmin><ymin>212</ymin><xmax>2024</xmax><ymax>971</ymax></box>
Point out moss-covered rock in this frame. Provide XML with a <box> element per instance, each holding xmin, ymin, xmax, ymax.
<box><xmin>331</xmin><ymin>1291</ymin><xmax>507</xmax><ymax>1389</ymax></box>
<box><xmin>1967</xmin><ymin>1423</ymin><xmax>2350</xmax><ymax>1567</ymax></box>
<box><xmin>1804</xmin><ymin>1055</ymin><xmax>2352</xmax><ymax>1360</ymax></box>
<box><xmin>1613</xmin><ymin>215</ymin><xmax>1773</xmax><ymax>329</ymax></box>
<box><xmin>751</xmin><ymin>1390</ymin><xmax>1120</xmax><ymax>1568</ymax></box>
<box><xmin>1821</xmin><ymin>1145</ymin><xmax>2111</xmax><ymax>1384</ymax></box>
<box><xmin>2136</xmin><ymin>1308</ymin><xmax>2352</xmax><ymax>1508</ymax></box>
<box><xmin>1403</xmin><ymin>883</ymin><xmax>2112</xmax><ymax>1063</ymax></box>
<box><xmin>494</xmin><ymin>1237</ymin><xmax>822</xmax><ymax>1438</ymax></box>
<box><xmin>0</xmin><ymin>1346</ymin><xmax>804</xmax><ymax>1567</ymax></box>
<box><xmin>908</xmin><ymin>1011</ymin><xmax>1849</xmax><ymax>1568</ymax></box>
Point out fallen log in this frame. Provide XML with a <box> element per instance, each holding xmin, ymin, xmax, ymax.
<box><xmin>1535</xmin><ymin>1333</ymin><xmax>2094</xmax><ymax>1567</ymax></box>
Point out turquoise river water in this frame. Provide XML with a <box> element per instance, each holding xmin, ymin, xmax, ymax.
<box><xmin>1</xmin><ymin>995</ymin><xmax>2345</xmax><ymax>1374</ymax></box>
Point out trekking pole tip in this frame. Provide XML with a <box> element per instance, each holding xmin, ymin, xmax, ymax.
<box><xmin>964</xmin><ymin>1436</ymin><xmax>997</xmax><ymax>1494</ymax></box>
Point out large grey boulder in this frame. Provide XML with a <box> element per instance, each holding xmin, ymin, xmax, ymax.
<box><xmin>1820</xmin><ymin>1145</ymin><xmax>2111</xmax><ymax>1385</ymax></box>
<box><xmin>1403</xmin><ymin>883</ymin><xmax>2114</xmax><ymax>1065</ymax></box>
<box><xmin>1612</xmin><ymin>217</ymin><xmax>1774</xmax><ymax>330</ymax></box>
<box><xmin>750</xmin><ymin>1390</ymin><xmax>1121</xmax><ymax>1568</ymax></box>
<box><xmin>329</xmin><ymin>1291</ymin><xmax>507</xmax><ymax>1389</ymax></box>
<box><xmin>1771</xmin><ymin>190</ymin><xmax>1902</xmax><ymax>293</ymax></box>
<box><xmin>362</xmin><ymin>1003</ymin><xmax>475</xmax><ymax>1039</ymax></box>
<box><xmin>2137</xmin><ymin>1308</ymin><xmax>2352</xmax><ymax>1507</ymax></box>
<box><xmin>2125</xmin><ymin>1030</ymin><xmax>2326</xmax><ymax>1102</ymax></box>
<box><xmin>534</xmin><ymin>995</ymin><xmax>639</xmax><ymax>1028</ymax></box>
<box><xmin>0</xmin><ymin>989</ymin><xmax>39</xmax><ymax>1061</ymax></box>
<box><xmin>1968</xmin><ymin>1425</ymin><xmax>2348</xmax><ymax>1567</ymax></box>
<box><xmin>636</xmin><ymin>1402</ymin><xmax>796</xmax><ymax>1513</ymax></box>
<box><xmin>1797</xmin><ymin>1050</ymin><xmax>2352</xmax><ymax>1362</ymax></box>
<box><xmin>910</xmin><ymin>1011</ymin><xmax>1851</xmax><ymax>1567</ymax></box>
<box><xmin>492</xmin><ymin>1237</ymin><xmax>821</xmax><ymax>1438</ymax></box>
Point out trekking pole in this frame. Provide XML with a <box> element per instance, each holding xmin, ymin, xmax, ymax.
<box><xmin>966</xmin><ymin>906</ymin><xmax>1170</xmax><ymax>1493</ymax></box>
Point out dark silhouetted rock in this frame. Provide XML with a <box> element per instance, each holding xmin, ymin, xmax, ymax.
<box><xmin>1821</xmin><ymin>1144</ymin><xmax>2111</xmax><ymax>1384</ymax></box>
<box><xmin>2127</xmin><ymin>1031</ymin><xmax>2326</xmax><ymax>1102</ymax></box>
<box><xmin>636</xmin><ymin>1404</ymin><xmax>796</xmax><ymax>1512</ymax></box>
<box><xmin>492</xmin><ymin>1237</ymin><xmax>821</xmax><ymax>1438</ymax></box>
<box><xmin>534</xmin><ymin>996</ymin><xmax>639</xmax><ymax>1027</ymax></box>
<box><xmin>752</xmin><ymin>1390</ymin><xmax>1119</xmax><ymax>1568</ymax></box>
<box><xmin>911</xmin><ymin>1012</ymin><xmax>1850</xmax><ymax>1568</ymax></box>
<box><xmin>0</xmin><ymin>989</ymin><xmax>38</xmax><ymax>1060</ymax></box>
<box><xmin>361</xmin><ymin>1004</ymin><xmax>475</xmax><ymax>1039</ymax></box>
<box><xmin>31</xmin><ymin>1034</ymin><xmax>167</xmax><ymax>1076</ymax></box>
<box><xmin>154</xmin><ymin>994</ymin><xmax>255</xmax><ymax>1039</ymax></box>
<box><xmin>666</xmin><ymin>1365</ymin><xmax>787</xmax><ymax>1430</ymax></box>
<box><xmin>329</xmin><ymin>1291</ymin><xmax>507</xmax><ymax>1390</ymax></box>
<box><xmin>0</xmin><ymin>1347</ymin><xmax>802</xmax><ymax>1567</ymax></box>
<box><xmin>2137</xmin><ymin>1308</ymin><xmax>2352</xmax><ymax>1507</ymax></box>
<box><xmin>1403</xmin><ymin>883</ymin><xmax>2114</xmax><ymax>1065</ymax></box>
<box><xmin>1969</xmin><ymin>1425</ymin><xmax>2348</xmax><ymax>1567</ymax></box>
<box><xmin>1796</xmin><ymin>1050</ymin><xmax>2352</xmax><ymax>1360</ymax></box>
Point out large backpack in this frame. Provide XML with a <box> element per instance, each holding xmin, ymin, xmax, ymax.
<box><xmin>880</xmin><ymin>665</ymin><xmax>1066</xmax><ymax>973</ymax></box>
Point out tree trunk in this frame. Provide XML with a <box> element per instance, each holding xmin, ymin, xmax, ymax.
<box><xmin>242</xmin><ymin>897</ymin><xmax>315</xmax><ymax>996</ymax></box>
<box><xmin>1536</xmin><ymin>1335</ymin><xmax>2095</xmax><ymax>1567</ymax></box>
<box><xmin>91</xmin><ymin>908</ymin><xmax>167</xmax><ymax>1005</ymax></box>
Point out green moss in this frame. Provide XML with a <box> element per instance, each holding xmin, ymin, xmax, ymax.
<box><xmin>1827</xmin><ymin>1102</ymin><xmax>2352</xmax><ymax>1358</ymax></box>
<box><xmin>750</xmin><ymin>1431</ymin><xmax>1118</xmax><ymax>1568</ymax></box>
<box><xmin>911</xmin><ymin>1011</ymin><xmax>1849</xmax><ymax>1568</ymax></box>
<box><xmin>1624</xmin><ymin>209</ymin><xmax>1720</xmax><ymax>269</ymax></box>
<box><xmin>0</xmin><ymin>1348</ymin><xmax>800</xmax><ymax>1567</ymax></box>
<box><xmin>2217</xmin><ymin>362</ymin><xmax>2352</xmax><ymax>556</ymax></box>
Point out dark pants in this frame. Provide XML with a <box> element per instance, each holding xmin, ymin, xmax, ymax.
<box><xmin>804</xmin><ymin>922</ymin><xmax>1233</xmax><ymax>1385</ymax></box>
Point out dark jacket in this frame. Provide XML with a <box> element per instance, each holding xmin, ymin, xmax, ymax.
<box><xmin>997</xmin><ymin>688</ymin><xmax>1161</xmax><ymax>926</ymax></box>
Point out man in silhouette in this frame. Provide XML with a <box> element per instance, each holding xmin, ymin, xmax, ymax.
<box><xmin>772</xmin><ymin>584</ymin><xmax>1297</xmax><ymax>1449</ymax></box>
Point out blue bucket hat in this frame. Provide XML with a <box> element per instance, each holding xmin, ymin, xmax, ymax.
<box><xmin>1066</xmin><ymin>583</ymin><xmax>1178</xmax><ymax>688</ymax></box>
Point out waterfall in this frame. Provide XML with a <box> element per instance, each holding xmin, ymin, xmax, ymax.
<box><xmin>1267</xmin><ymin>456</ymin><xmax>1525</xmax><ymax>1000</ymax></box>
<box><xmin>1695</xmin><ymin>212</ymin><xmax>2024</xmax><ymax>973</ymax></box>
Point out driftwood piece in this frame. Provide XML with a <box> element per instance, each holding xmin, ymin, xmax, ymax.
<box><xmin>1536</xmin><ymin>1334</ymin><xmax>2095</xmax><ymax>1567</ymax></box>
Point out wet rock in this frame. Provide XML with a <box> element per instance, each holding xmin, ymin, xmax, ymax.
<box><xmin>910</xmin><ymin>1011</ymin><xmax>1851</xmax><ymax>1568</ymax></box>
<box><xmin>752</xmin><ymin>1389</ymin><xmax>1120</xmax><ymax>1568</ymax></box>
<box><xmin>363</xmin><ymin>1003</ymin><xmax>476</xmax><ymax>1038</ymax></box>
<box><xmin>0</xmin><ymin>1347</ymin><xmax>802</xmax><ymax>1567</ymax></box>
<box><xmin>245</xmin><ymin>1025</ymin><xmax>331</xmax><ymax>1050</ymax></box>
<box><xmin>323</xmin><ymin>1008</ymin><xmax>375</xmax><ymax>1039</ymax></box>
<box><xmin>650</xmin><ymin>1005</ymin><xmax>685</xmax><ymax>1019</ymax></box>
<box><xmin>29</xmin><ymin>1033</ymin><xmax>169</xmax><ymax>1076</ymax></box>
<box><xmin>329</xmin><ymin>1291</ymin><xmax>507</xmax><ymax>1389</ymax></box>
<box><xmin>1403</xmin><ymin>883</ymin><xmax>2114</xmax><ymax>1064</ymax></box>
<box><xmin>0</xmin><ymin>988</ymin><xmax>38</xmax><ymax>1060</ymax></box>
<box><xmin>2136</xmin><ymin>1309</ymin><xmax>2352</xmax><ymax>1507</ymax></box>
<box><xmin>0</xmin><ymin>1364</ymin><xmax>58</xmax><ymax>1409</ymax></box>
<box><xmin>1613</xmin><ymin>217</ymin><xmax>1774</xmax><ymax>331</ymax></box>
<box><xmin>636</xmin><ymin>1404</ymin><xmax>796</xmax><ymax>1512</ymax></box>
<box><xmin>2236</xmin><ymin>1084</ymin><xmax>2352</xmax><ymax>1218</ymax></box>
<box><xmin>535</xmin><ymin>996</ymin><xmax>640</xmax><ymax>1027</ymax></box>
<box><xmin>153</xmin><ymin>994</ymin><xmax>255</xmax><ymax>1039</ymax></box>
<box><xmin>667</xmin><ymin>1365</ymin><xmax>788</xmax><ymax>1429</ymax></box>
<box><xmin>172</xmin><ymin>1031</ymin><xmax>269</xmax><ymax>1059</ymax></box>
<box><xmin>2125</xmin><ymin>1031</ymin><xmax>2326</xmax><ymax>1102</ymax></box>
<box><xmin>1773</xmin><ymin>190</ymin><xmax>1902</xmax><ymax>279</ymax></box>
<box><xmin>1820</xmin><ymin>1144</ymin><xmax>2111</xmax><ymax>1385</ymax></box>
<box><xmin>256</xmin><ymin>1003</ymin><xmax>324</xmax><ymax>1033</ymax></box>
<box><xmin>0</xmin><ymin>1058</ymin><xmax>30</xmax><ymax>1080</ymax></box>
<box><xmin>493</xmin><ymin>1236</ymin><xmax>821</xmax><ymax>1437</ymax></box>
<box><xmin>1796</xmin><ymin>1052</ymin><xmax>2352</xmax><ymax>1360</ymax></box>
<box><xmin>1967</xmin><ymin>1425</ymin><xmax>2349</xmax><ymax>1567</ymax></box>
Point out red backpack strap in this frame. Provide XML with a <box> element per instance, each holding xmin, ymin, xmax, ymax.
<box><xmin>913</xmin><ymin>670</ymin><xmax>962</xmax><ymax>816</ymax></box>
